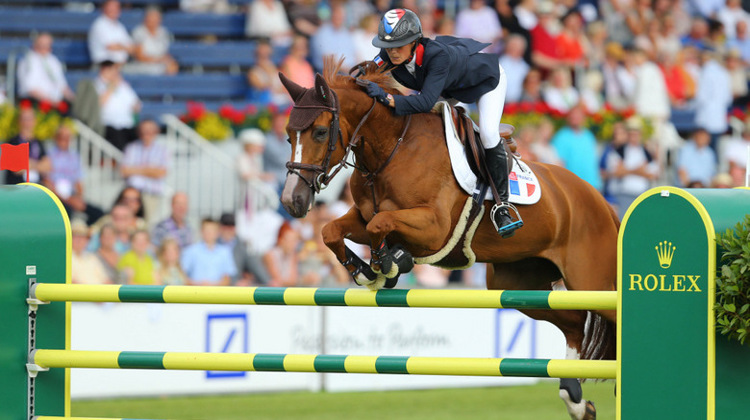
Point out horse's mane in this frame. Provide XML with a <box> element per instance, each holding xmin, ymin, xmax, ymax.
<box><xmin>322</xmin><ymin>56</ymin><xmax>399</xmax><ymax>94</ymax></box>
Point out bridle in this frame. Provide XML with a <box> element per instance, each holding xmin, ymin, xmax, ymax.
<box><xmin>285</xmin><ymin>87</ymin><xmax>377</xmax><ymax>193</ymax></box>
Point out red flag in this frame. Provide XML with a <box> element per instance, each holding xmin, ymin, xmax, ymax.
<box><xmin>0</xmin><ymin>143</ymin><xmax>30</xmax><ymax>183</ymax></box>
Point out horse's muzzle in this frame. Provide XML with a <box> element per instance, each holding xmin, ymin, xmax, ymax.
<box><xmin>281</xmin><ymin>174</ymin><xmax>313</xmax><ymax>218</ymax></box>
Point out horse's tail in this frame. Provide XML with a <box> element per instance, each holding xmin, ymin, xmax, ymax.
<box><xmin>580</xmin><ymin>311</ymin><xmax>616</xmax><ymax>362</ymax></box>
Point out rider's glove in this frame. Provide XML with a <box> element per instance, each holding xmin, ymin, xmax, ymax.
<box><xmin>365</xmin><ymin>82</ymin><xmax>390</xmax><ymax>105</ymax></box>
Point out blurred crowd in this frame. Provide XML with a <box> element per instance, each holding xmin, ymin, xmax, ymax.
<box><xmin>4</xmin><ymin>0</ymin><xmax>750</xmax><ymax>288</ymax></box>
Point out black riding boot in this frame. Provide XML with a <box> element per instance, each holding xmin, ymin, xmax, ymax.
<box><xmin>484</xmin><ymin>141</ymin><xmax>523</xmax><ymax>238</ymax></box>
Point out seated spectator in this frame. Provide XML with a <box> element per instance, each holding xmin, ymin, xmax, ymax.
<box><xmin>542</xmin><ymin>68</ymin><xmax>579</xmax><ymax>114</ymax></box>
<box><xmin>152</xmin><ymin>192</ymin><xmax>193</xmax><ymax>249</ymax></box>
<box><xmin>127</xmin><ymin>7</ymin><xmax>178</xmax><ymax>75</ymax></box>
<box><xmin>602</xmin><ymin>42</ymin><xmax>631</xmax><ymax>110</ymax></box>
<box><xmin>283</xmin><ymin>0</ymin><xmax>322</xmax><ymax>37</ymax></box>
<box><xmin>599</xmin><ymin>121</ymin><xmax>628</xmax><ymax>204</ymax></box>
<box><xmin>279</xmin><ymin>35</ymin><xmax>315</xmax><ymax>89</ymax></box>
<box><xmin>118</xmin><ymin>230</ymin><xmax>157</xmax><ymax>285</ymax></box>
<box><xmin>681</xmin><ymin>17</ymin><xmax>708</xmax><ymax>50</ymax></box>
<box><xmin>658</xmin><ymin>49</ymin><xmax>696</xmax><ymax>108</ymax></box>
<box><xmin>455</xmin><ymin>0</ymin><xmax>503</xmax><ymax>52</ymax></box>
<box><xmin>556</xmin><ymin>8</ymin><xmax>588</xmax><ymax>68</ymax></box>
<box><xmin>89</xmin><ymin>204</ymin><xmax>140</xmax><ymax>253</ymax></box>
<box><xmin>121</xmin><ymin>119</ymin><xmax>169</xmax><ymax>226</ymax></box>
<box><xmin>551</xmin><ymin>105</ymin><xmax>602</xmax><ymax>190</ymax></box>
<box><xmin>17</xmin><ymin>33</ymin><xmax>74</xmax><ymax>106</ymax></box>
<box><xmin>245</xmin><ymin>0</ymin><xmax>292</xmax><ymax>47</ymax></box>
<box><xmin>218</xmin><ymin>213</ymin><xmax>270</xmax><ymax>286</ymax></box>
<box><xmin>723</xmin><ymin>121</ymin><xmax>750</xmax><ymax>186</ymax></box>
<box><xmin>530</xmin><ymin>1</ymin><xmax>565</xmax><ymax>74</ymax></box>
<box><xmin>263</xmin><ymin>222</ymin><xmax>300</xmax><ymax>287</ymax></box>
<box><xmin>632</xmin><ymin>46</ymin><xmax>670</xmax><ymax>129</ymax></box>
<box><xmin>95</xmin><ymin>61</ymin><xmax>141</xmax><ymax>151</ymax></box>
<box><xmin>4</xmin><ymin>108</ymin><xmax>51</xmax><ymax>185</ymax></box>
<box><xmin>44</xmin><ymin>125</ymin><xmax>104</xmax><ymax>225</ymax></box>
<box><xmin>604</xmin><ymin>118</ymin><xmax>659</xmax><ymax>218</ymax></box>
<box><xmin>580</xmin><ymin>70</ymin><xmax>604</xmax><ymax>113</ymax></box>
<box><xmin>352</xmin><ymin>14</ymin><xmax>380</xmax><ymax>64</ymax></box>
<box><xmin>529</xmin><ymin>118</ymin><xmax>561</xmax><ymax>166</ymax></box>
<box><xmin>71</xmin><ymin>219</ymin><xmax>111</xmax><ymax>285</ymax></box>
<box><xmin>115</xmin><ymin>186</ymin><xmax>147</xmax><ymax>221</ymax></box>
<box><xmin>726</xmin><ymin>20</ymin><xmax>750</xmax><ymax>62</ymax></box>
<box><xmin>677</xmin><ymin>129</ymin><xmax>717</xmax><ymax>187</ymax></box>
<box><xmin>518</xmin><ymin>68</ymin><xmax>543</xmax><ymax>104</ymax></box>
<box><xmin>309</xmin><ymin>3</ymin><xmax>356</xmax><ymax>72</ymax></box>
<box><xmin>694</xmin><ymin>48</ymin><xmax>732</xmax><ymax>152</ymax></box>
<box><xmin>238</xmin><ymin>129</ymin><xmax>278</xmax><ymax>218</ymax></box>
<box><xmin>88</xmin><ymin>0</ymin><xmax>133</xmax><ymax>64</ymax></box>
<box><xmin>154</xmin><ymin>238</ymin><xmax>188</xmax><ymax>285</ymax></box>
<box><xmin>247</xmin><ymin>40</ymin><xmax>289</xmax><ymax>106</ymax></box>
<box><xmin>726</xmin><ymin>49</ymin><xmax>749</xmax><ymax>107</ymax></box>
<box><xmin>499</xmin><ymin>34</ymin><xmax>530</xmax><ymax>104</ymax></box>
<box><xmin>95</xmin><ymin>224</ymin><xmax>122</xmax><ymax>283</ymax></box>
<box><xmin>180</xmin><ymin>0</ymin><xmax>232</xmax><ymax>14</ymax></box>
<box><xmin>298</xmin><ymin>230</ymin><xmax>350</xmax><ymax>287</ymax></box>
<box><xmin>718</xmin><ymin>0</ymin><xmax>750</xmax><ymax>39</ymax></box>
<box><xmin>181</xmin><ymin>218</ymin><xmax>237</xmax><ymax>286</ymax></box>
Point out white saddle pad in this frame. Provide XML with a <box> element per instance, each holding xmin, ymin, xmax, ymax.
<box><xmin>438</xmin><ymin>102</ymin><xmax>541</xmax><ymax>205</ymax></box>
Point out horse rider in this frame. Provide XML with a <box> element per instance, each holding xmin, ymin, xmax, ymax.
<box><xmin>364</xmin><ymin>8</ymin><xmax>523</xmax><ymax>237</ymax></box>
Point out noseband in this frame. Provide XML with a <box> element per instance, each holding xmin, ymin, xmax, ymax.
<box><xmin>285</xmin><ymin>89</ymin><xmax>377</xmax><ymax>193</ymax></box>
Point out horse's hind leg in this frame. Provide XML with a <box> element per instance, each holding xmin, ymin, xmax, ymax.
<box><xmin>488</xmin><ymin>261</ymin><xmax>597</xmax><ymax>420</ymax></box>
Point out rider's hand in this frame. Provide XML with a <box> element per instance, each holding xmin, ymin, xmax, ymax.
<box><xmin>365</xmin><ymin>83</ymin><xmax>390</xmax><ymax>105</ymax></box>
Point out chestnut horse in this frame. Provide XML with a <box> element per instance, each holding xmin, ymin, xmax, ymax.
<box><xmin>279</xmin><ymin>59</ymin><xmax>618</xmax><ymax>420</ymax></box>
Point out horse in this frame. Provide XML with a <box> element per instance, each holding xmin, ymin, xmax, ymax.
<box><xmin>278</xmin><ymin>58</ymin><xmax>618</xmax><ymax>420</ymax></box>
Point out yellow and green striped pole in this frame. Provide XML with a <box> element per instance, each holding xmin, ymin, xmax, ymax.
<box><xmin>35</xmin><ymin>417</ymin><xmax>159</xmax><ymax>420</ymax></box>
<box><xmin>31</xmin><ymin>285</ymin><xmax>617</xmax><ymax>311</ymax></box>
<box><xmin>31</xmin><ymin>349</ymin><xmax>616</xmax><ymax>379</ymax></box>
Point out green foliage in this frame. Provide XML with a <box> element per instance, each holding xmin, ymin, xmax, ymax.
<box><xmin>716</xmin><ymin>214</ymin><xmax>750</xmax><ymax>345</ymax></box>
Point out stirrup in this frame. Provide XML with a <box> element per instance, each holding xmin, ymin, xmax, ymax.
<box><xmin>490</xmin><ymin>202</ymin><xmax>524</xmax><ymax>237</ymax></box>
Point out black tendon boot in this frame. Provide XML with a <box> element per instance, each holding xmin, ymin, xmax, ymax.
<box><xmin>484</xmin><ymin>142</ymin><xmax>523</xmax><ymax>238</ymax></box>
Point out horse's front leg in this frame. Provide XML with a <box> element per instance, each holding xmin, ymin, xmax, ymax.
<box><xmin>366</xmin><ymin>206</ymin><xmax>445</xmax><ymax>284</ymax></box>
<box><xmin>321</xmin><ymin>206</ymin><xmax>379</xmax><ymax>287</ymax></box>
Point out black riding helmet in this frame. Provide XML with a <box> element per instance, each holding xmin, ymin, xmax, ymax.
<box><xmin>372</xmin><ymin>8</ymin><xmax>423</xmax><ymax>49</ymax></box>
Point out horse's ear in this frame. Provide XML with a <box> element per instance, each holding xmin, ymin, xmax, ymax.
<box><xmin>314</xmin><ymin>73</ymin><xmax>334</xmax><ymax>108</ymax></box>
<box><xmin>279</xmin><ymin>72</ymin><xmax>306</xmax><ymax>101</ymax></box>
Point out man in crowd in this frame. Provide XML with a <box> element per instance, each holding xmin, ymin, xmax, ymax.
<box><xmin>17</xmin><ymin>33</ymin><xmax>75</xmax><ymax>105</ymax></box>
<box><xmin>218</xmin><ymin>213</ymin><xmax>270</xmax><ymax>286</ymax></box>
<box><xmin>95</xmin><ymin>60</ymin><xmax>141</xmax><ymax>150</ymax></box>
<box><xmin>152</xmin><ymin>192</ymin><xmax>193</xmax><ymax>248</ymax></box>
<box><xmin>88</xmin><ymin>0</ymin><xmax>133</xmax><ymax>64</ymax></box>
<box><xmin>181</xmin><ymin>218</ymin><xmax>237</xmax><ymax>286</ymax></box>
<box><xmin>121</xmin><ymin>119</ymin><xmax>169</xmax><ymax>226</ymax></box>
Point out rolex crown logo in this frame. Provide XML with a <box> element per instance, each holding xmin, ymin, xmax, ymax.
<box><xmin>655</xmin><ymin>241</ymin><xmax>676</xmax><ymax>269</ymax></box>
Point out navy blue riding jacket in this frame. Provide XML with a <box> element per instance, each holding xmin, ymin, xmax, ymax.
<box><xmin>374</xmin><ymin>36</ymin><xmax>500</xmax><ymax>116</ymax></box>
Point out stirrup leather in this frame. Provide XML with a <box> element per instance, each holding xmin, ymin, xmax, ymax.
<box><xmin>490</xmin><ymin>202</ymin><xmax>524</xmax><ymax>234</ymax></box>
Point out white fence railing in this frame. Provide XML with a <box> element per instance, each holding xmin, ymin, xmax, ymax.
<box><xmin>73</xmin><ymin>119</ymin><xmax>125</xmax><ymax>211</ymax></box>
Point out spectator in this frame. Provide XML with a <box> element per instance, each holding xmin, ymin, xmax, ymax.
<box><xmin>352</xmin><ymin>14</ymin><xmax>381</xmax><ymax>64</ymax></box>
<box><xmin>279</xmin><ymin>35</ymin><xmax>315</xmax><ymax>89</ymax></box>
<box><xmin>245</xmin><ymin>0</ymin><xmax>292</xmax><ymax>47</ymax></box>
<box><xmin>298</xmin><ymin>230</ymin><xmax>350</xmax><ymax>287</ymax></box>
<box><xmin>121</xmin><ymin>119</ymin><xmax>169</xmax><ymax>226</ymax></box>
<box><xmin>455</xmin><ymin>0</ymin><xmax>503</xmax><ymax>52</ymax></box>
<box><xmin>602</xmin><ymin>42</ymin><xmax>630</xmax><ymax>110</ymax></box>
<box><xmin>604</xmin><ymin>118</ymin><xmax>659</xmax><ymax>218</ymax></box>
<box><xmin>580</xmin><ymin>69</ymin><xmax>604</xmax><ymax>113</ymax></box>
<box><xmin>723</xmin><ymin>120</ymin><xmax>750</xmax><ymax>186</ymax></box>
<box><xmin>557</xmin><ymin>8</ymin><xmax>588</xmax><ymax>68</ymax></box>
<box><xmin>727</xmin><ymin>20</ymin><xmax>750</xmax><ymax>62</ymax></box>
<box><xmin>262</xmin><ymin>110</ymin><xmax>291</xmax><ymax>193</ymax></box>
<box><xmin>95</xmin><ymin>60</ymin><xmax>141</xmax><ymax>151</ymax></box>
<box><xmin>263</xmin><ymin>222</ymin><xmax>300</xmax><ymax>287</ymax></box>
<box><xmin>95</xmin><ymin>224</ymin><xmax>121</xmax><ymax>283</ymax></box>
<box><xmin>181</xmin><ymin>218</ymin><xmax>237</xmax><ymax>286</ymax></box>
<box><xmin>152</xmin><ymin>192</ymin><xmax>193</xmax><ymax>249</ymax></box>
<box><xmin>530</xmin><ymin>1</ymin><xmax>565</xmax><ymax>73</ymax></box>
<box><xmin>238</xmin><ymin>129</ymin><xmax>278</xmax><ymax>217</ymax></box>
<box><xmin>17</xmin><ymin>33</ymin><xmax>75</xmax><ymax>106</ymax></box>
<box><xmin>283</xmin><ymin>0</ymin><xmax>322</xmax><ymax>37</ymax></box>
<box><xmin>118</xmin><ymin>230</ymin><xmax>157</xmax><ymax>285</ymax></box>
<box><xmin>711</xmin><ymin>172</ymin><xmax>735</xmax><ymax>188</ymax></box>
<box><xmin>512</xmin><ymin>0</ymin><xmax>538</xmax><ymax>32</ymax></box>
<box><xmin>542</xmin><ymin>67</ymin><xmax>579</xmax><ymax>114</ymax></box>
<box><xmin>677</xmin><ymin>129</ymin><xmax>717</xmax><ymax>187</ymax></box>
<box><xmin>180</xmin><ymin>0</ymin><xmax>232</xmax><ymax>13</ymax></box>
<box><xmin>247</xmin><ymin>40</ymin><xmax>289</xmax><ymax>106</ymax></box>
<box><xmin>309</xmin><ymin>3</ymin><xmax>356</xmax><ymax>72</ymax></box>
<box><xmin>44</xmin><ymin>125</ymin><xmax>104</xmax><ymax>225</ymax></box>
<box><xmin>71</xmin><ymin>219</ymin><xmax>111</xmax><ymax>285</ymax></box>
<box><xmin>4</xmin><ymin>108</ymin><xmax>50</xmax><ymax>184</ymax></box>
<box><xmin>529</xmin><ymin>118</ymin><xmax>561</xmax><ymax>166</ymax></box>
<box><xmin>681</xmin><ymin>18</ymin><xmax>709</xmax><ymax>50</ymax></box>
<box><xmin>600</xmin><ymin>121</ymin><xmax>629</xmax><ymax>204</ymax></box>
<box><xmin>658</xmin><ymin>14</ymin><xmax>685</xmax><ymax>58</ymax></box>
<box><xmin>585</xmin><ymin>20</ymin><xmax>609</xmax><ymax>69</ymax></box>
<box><xmin>88</xmin><ymin>0</ymin><xmax>133</xmax><ymax>64</ymax></box>
<box><xmin>154</xmin><ymin>238</ymin><xmax>188</xmax><ymax>285</ymax></box>
<box><xmin>218</xmin><ymin>212</ymin><xmax>270</xmax><ymax>286</ymax></box>
<box><xmin>499</xmin><ymin>34</ymin><xmax>529</xmax><ymax>104</ymax></box>
<box><xmin>551</xmin><ymin>105</ymin><xmax>602</xmax><ymax>190</ymax></box>
<box><xmin>115</xmin><ymin>186</ymin><xmax>147</xmax><ymax>221</ymax></box>
<box><xmin>128</xmin><ymin>7</ymin><xmax>179</xmax><ymax>75</ymax></box>
<box><xmin>88</xmin><ymin>204</ymin><xmax>139</xmax><ymax>253</ymax></box>
<box><xmin>518</xmin><ymin>68</ymin><xmax>543</xmax><ymax>104</ymax></box>
<box><xmin>694</xmin><ymin>47</ymin><xmax>732</xmax><ymax>152</ymax></box>
<box><xmin>717</xmin><ymin>0</ymin><xmax>750</xmax><ymax>39</ymax></box>
<box><xmin>631</xmin><ymin>47</ymin><xmax>670</xmax><ymax>136</ymax></box>
<box><xmin>726</xmin><ymin>49</ymin><xmax>749</xmax><ymax>107</ymax></box>
<box><xmin>659</xmin><ymin>49</ymin><xmax>696</xmax><ymax>108</ymax></box>
<box><xmin>687</xmin><ymin>0</ymin><xmax>727</xmax><ymax>19</ymax></box>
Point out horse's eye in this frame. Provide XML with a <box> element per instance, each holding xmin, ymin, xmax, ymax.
<box><xmin>313</xmin><ymin>127</ymin><xmax>329</xmax><ymax>142</ymax></box>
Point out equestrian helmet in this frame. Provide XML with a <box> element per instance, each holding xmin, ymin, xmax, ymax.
<box><xmin>372</xmin><ymin>9</ymin><xmax>422</xmax><ymax>49</ymax></box>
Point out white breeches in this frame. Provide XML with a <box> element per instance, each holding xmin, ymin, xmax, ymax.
<box><xmin>476</xmin><ymin>63</ymin><xmax>507</xmax><ymax>149</ymax></box>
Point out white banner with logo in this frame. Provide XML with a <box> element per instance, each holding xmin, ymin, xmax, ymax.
<box><xmin>70</xmin><ymin>302</ymin><xmax>566</xmax><ymax>399</ymax></box>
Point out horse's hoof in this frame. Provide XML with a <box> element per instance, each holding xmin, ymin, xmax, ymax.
<box><xmin>582</xmin><ymin>401</ymin><xmax>596</xmax><ymax>420</ymax></box>
<box><xmin>384</xmin><ymin>274</ymin><xmax>399</xmax><ymax>288</ymax></box>
<box><xmin>365</xmin><ymin>276</ymin><xmax>386</xmax><ymax>291</ymax></box>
